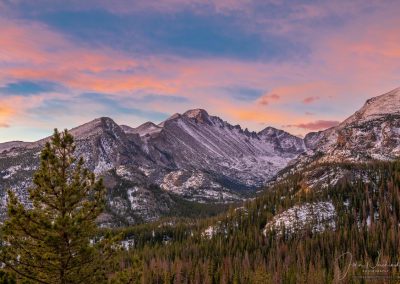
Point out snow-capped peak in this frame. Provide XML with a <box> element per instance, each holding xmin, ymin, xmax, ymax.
<box><xmin>341</xmin><ymin>87</ymin><xmax>400</xmax><ymax>126</ymax></box>
<box><xmin>299</xmin><ymin>87</ymin><xmax>400</xmax><ymax>164</ymax></box>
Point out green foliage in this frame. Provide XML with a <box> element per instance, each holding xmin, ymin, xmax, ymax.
<box><xmin>0</xmin><ymin>270</ymin><xmax>16</xmax><ymax>284</ymax></box>
<box><xmin>166</xmin><ymin>190</ymin><xmax>233</xmax><ymax>219</ymax></box>
<box><xmin>108</xmin><ymin>254</ymin><xmax>142</xmax><ymax>284</ymax></box>
<box><xmin>0</xmin><ymin>129</ymin><xmax>113</xmax><ymax>284</ymax></box>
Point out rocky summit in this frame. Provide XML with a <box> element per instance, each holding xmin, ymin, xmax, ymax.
<box><xmin>303</xmin><ymin>87</ymin><xmax>400</xmax><ymax>163</ymax></box>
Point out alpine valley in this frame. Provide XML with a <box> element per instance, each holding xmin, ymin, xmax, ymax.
<box><xmin>1</xmin><ymin>88</ymin><xmax>399</xmax><ymax>228</ymax></box>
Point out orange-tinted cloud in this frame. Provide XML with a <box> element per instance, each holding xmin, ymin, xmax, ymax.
<box><xmin>0</xmin><ymin>105</ymin><xmax>15</xmax><ymax>128</ymax></box>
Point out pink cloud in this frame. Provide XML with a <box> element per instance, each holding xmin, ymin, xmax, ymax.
<box><xmin>0</xmin><ymin>18</ymin><xmax>156</xmax><ymax>94</ymax></box>
<box><xmin>255</xmin><ymin>82</ymin><xmax>337</xmax><ymax>107</ymax></box>
<box><xmin>258</xmin><ymin>93</ymin><xmax>280</xmax><ymax>105</ymax></box>
<box><xmin>0</xmin><ymin>18</ymin><xmax>136</xmax><ymax>70</ymax></box>
<box><xmin>302</xmin><ymin>96</ymin><xmax>320</xmax><ymax>104</ymax></box>
<box><xmin>287</xmin><ymin>120</ymin><xmax>340</xmax><ymax>131</ymax></box>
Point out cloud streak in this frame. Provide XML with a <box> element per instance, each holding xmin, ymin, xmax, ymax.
<box><xmin>302</xmin><ymin>96</ymin><xmax>320</xmax><ymax>104</ymax></box>
<box><xmin>287</xmin><ymin>120</ymin><xmax>340</xmax><ymax>131</ymax></box>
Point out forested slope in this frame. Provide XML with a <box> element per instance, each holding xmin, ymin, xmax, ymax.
<box><xmin>111</xmin><ymin>160</ymin><xmax>400</xmax><ymax>283</ymax></box>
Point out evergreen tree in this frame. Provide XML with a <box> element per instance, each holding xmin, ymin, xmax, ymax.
<box><xmin>0</xmin><ymin>270</ymin><xmax>16</xmax><ymax>284</ymax></box>
<box><xmin>0</xmin><ymin>129</ymin><xmax>112</xmax><ymax>284</ymax></box>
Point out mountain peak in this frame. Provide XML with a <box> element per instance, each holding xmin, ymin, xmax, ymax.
<box><xmin>342</xmin><ymin>87</ymin><xmax>400</xmax><ymax>126</ymax></box>
<box><xmin>126</xmin><ymin>121</ymin><xmax>162</xmax><ymax>137</ymax></box>
<box><xmin>82</xmin><ymin>116</ymin><xmax>117</xmax><ymax>127</ymax></box>
<box><xmin>363</xmin><ymin>87</ymin><xmax>400</xmax><ymax>110</ymax></box>
<box><xmin>69</xmin><ymin>116</ymin><xmax>121</xmax><ymax>138</ymax></box>
<box><xmin>158</xmin><ymin>113</ymin><xmax>181</xmax><ymax>127</ymax></box>
<box><xmin>182</xmin><ymin>109</ymin><xmax>211</xmax><ymax>123</ymax></box>
<box><xmin>183</xmin><ymin>108</ymin><xmax>209</xmax><ymax>117</ymax></box>
<box><xmin>259</xmin><ymin>126</ymin><xmax>285</xmax><ymax>136</ymax></box>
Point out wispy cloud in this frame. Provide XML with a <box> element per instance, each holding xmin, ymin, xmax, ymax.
<box><xmin>286</xmin><ymin>120</ymin><xmax>340</xmax><ymax>131</ymax></box>
<box><xmin>258</xmin><ymin>94</ymin><xmax>280</xmax><ymax>105</ymax></box>
<box><xmin>302</xmin><ymin>96</ymin><xmax>320</xmax><ymax>104</ymax></box>
<box><xmin>77</xmin><ymin>93</ymin><xmax>170</xmax><ymax>121</ymax></box>
<box><xmin>226</xmin><ymin>87</ymin><xmax>265</xmax><ymax>102</ymax></box>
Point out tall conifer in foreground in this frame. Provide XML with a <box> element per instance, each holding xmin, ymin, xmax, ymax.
<box><xmin>0</xmin><ymin>129</ymin><xmax>112</xmax><ymax>284</ymax></box>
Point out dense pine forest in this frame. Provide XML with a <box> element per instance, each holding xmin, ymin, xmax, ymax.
<box><xmin>1</xmin><ymin>131</ymin><xmax>400</xmax><ymax>283</ymax></box>
<box><xmin>109</xmin><ymin>161</ymin><xmax>400</xmax><ymax>283</ymax></box>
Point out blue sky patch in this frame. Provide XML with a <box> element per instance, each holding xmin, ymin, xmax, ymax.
<box><xmin>0</xmin><ymin>81</ymin><xmax>63</xmax><ymax>96</ymax></box>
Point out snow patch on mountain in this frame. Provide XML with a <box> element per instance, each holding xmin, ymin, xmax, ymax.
<box><xmin>342</xmin><ymin>87</ymin><xmax>400</xmax><ymax>125</ymax></box>
<box><xmin>94</xmin><ymin>157</ymin><xmax>114</xmax><ymax>175</ymax></box>
<box><xmin>299</xmin><ymin>88</ymin><xmax>400</xmax><ymax>166</ymax></box>
<box><xmin>1</xmin><ymin>165</ymin><xmax>22</xmax><ymax>179</ymax></box>
<box><xmin>160</xmin><ymin>170</ymin><xmax>239</xmax><ymax>202</ymax></box>
<box><xmin>202</xmin><ymin>225</ymin><xmax>217</xmax><ymax>239</ymax></box>
<box><xmin>127</xmin><ymin>187</ymin><xmax>140</xmax><ymax>210</ymax></box>
<box><xmin>121</xmin><ymin>238</ymin><xmax>135</xmax><ymax>250</ymax></box>
<box><xmin>264</xmin><ymin>201</ymin><xmax>336</xmax><ymax>235</ymax></box>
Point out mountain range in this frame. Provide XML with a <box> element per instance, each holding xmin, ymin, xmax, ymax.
<box><xmin>0</xmin><ymin>87</ymin><xmax>399</xmax><ymax>226</ymax></box>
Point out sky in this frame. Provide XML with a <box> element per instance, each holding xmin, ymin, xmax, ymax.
<box><xmin>0</xmin><ymin>0</ymin><xmax>399</xmax><ymax>142</ymax></box>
